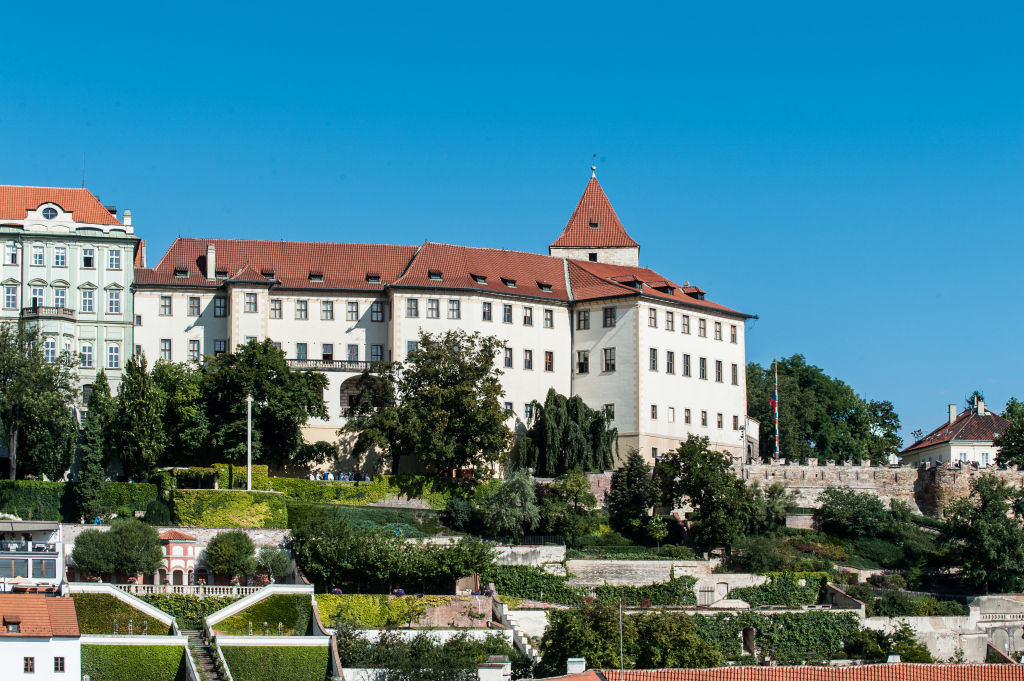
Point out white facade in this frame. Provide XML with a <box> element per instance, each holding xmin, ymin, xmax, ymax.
<box><xmin>0</xmin><ymin>522</ymin><xmax>63</xmax><ymax>590</ymax></box>
<box><xmin>0</xmin><ymin>635</ymin><xmax>80</xmax><ymax>679</ymax></box>
<box><xmin>900</xmin><ymin>400</ymin><xmax>1006</xmax><ymax>468</ymax></box>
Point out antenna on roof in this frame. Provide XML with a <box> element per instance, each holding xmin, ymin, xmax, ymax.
<box><xmin>591</xmin><ymin>154</ymin><xmax>596</xmax><ymax>178</ymax></box>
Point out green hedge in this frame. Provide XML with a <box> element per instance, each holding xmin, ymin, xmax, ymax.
<box><xmin>729</xmin><ymin>572</ymin><xmax>829</xmax><ymax>607</ymax></box>
<box><xmin>172</xmin><ymin>490</ymin><xmax>287</xmax><ymax>528</ymax></box>
<box><xmin>214</xmin><ymin>464</ymin><xmax>270</xmax><ymax>491</ymax></box>
<box><xmin>315</xmin><ymin>594</ymin><xmax>453</xmax><ymax>628</ymax></box>
<box><xmin>140</xmin><ymin>594</ymin><xmax>240</xmax><ymax>628</ymax></box>
<box><xmin>269</xmin><ymin>475</ymin><xmax>458</xmax><ymax>510</ymax></box>
<box><xmin>99</xmin><ymin>482</ymin><xmax>158</xmax><ymax>512</ymax></box>
<box><xmin>82</xmin><ymin>645</ymin><xmax>186</xmax><ymax>681</ymax></box>
<box><xmin>222</xmin><ymin>646</ymin><xmax>329</xmax><ymax>681</ymax></box>
<box><xmin>215</xmin><ymin>594</ymin><xmax>312</xmax><ymax>635</ymax></box>
<box><xmin>0</xmin><ymin>480</ymin><xmax>67</xmax><ymax>520</ymax></box>
<box><xmin>594</xmin><ymin>575</ymin><xmax>698</xmax><ymax>606</ymax></box>
<box><xmin>71</xmin><ymin>594</ymin><xmax>173</xmax><ymax>635</ymax></box>
<box><xmin>693</xmin><ymin>611</ymin><xmax>860</xmax><ymax>663</ymax></box>
<box><xmin>285</xmin><ymin>502</ymin><xmax>446</xmax><ymax>535</ymax></box>
<box><xmin>482</xmin><ymin>565</ymin><xmax>587</xmax><ymax>605</ymax></box>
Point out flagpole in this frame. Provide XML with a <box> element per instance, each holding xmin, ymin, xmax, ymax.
<box><xmin>774</xmin><ymin>358</ymin><xmax>779</xmax><ymax>460</ymax></box>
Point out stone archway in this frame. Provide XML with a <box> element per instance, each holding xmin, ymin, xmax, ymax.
<box><xmin>172</xmin><ymin>570</ymin><xmax>183</xmax><ymax>586</ymax></box>
<box><xmin>992</xmin><ymin>628</ymin><xmax>1011</xmax><ymax>653</ymax></box>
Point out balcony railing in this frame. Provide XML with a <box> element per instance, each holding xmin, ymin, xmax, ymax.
<box><xmin>21</xmin><ymin>306</ymin><xmax>76</xmax><ymax>321</ymax></box>
<box><xmin>117</xmin><ymin>584</ymin><xmax>263</xmax><ymax>597</ymax></box>
<box><xmin>0</xmin><ymin>541</ymin><xmax>57</xmax><ymax>554</ymax></box>
<box><xmin>286</xmin><ymin>359</ymin><xmax>388</xmax><ymax>373</ymax></box>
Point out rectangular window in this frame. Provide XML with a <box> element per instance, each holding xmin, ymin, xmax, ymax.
<box><xmin>188</xmin><ymin>297</ymin><xmax>201</xmax><ymax>316</ymax></box>
<box><xmin>371</xmin><ymin>345</ymin><xmax>383</xmax><ymax>362</ymax></box>
<box><xmin>652</xmin><ymin>447</ymin><xmax>659</xmax><ymax>458</ymax></box>
<box><xmin>730</xmin><ymin>325</ymin><xmax>738</xmax><ymax>343</ymax></box>
<box><xmin>295</xmin><ymin>343</ymin><xmax>307</xmax><ymax>360</ymax></box>
<box><xmin>371</xmin><ymin>302</ymin><xmax>385</xmax><ymax>321</ymax></box>
<box><xmin>322</xmin><ymin>344</ymin><xmax>334</xmax><ymax>361</ymax></box>
<box><xmin>698</xmin><ymin>318</ymin><xmax>707</xmax><ymax>337</ymax></box>
<box><xmin>448</xmin><ymin>300</ymin><xmax>460</xmax><ymax>319</ymax></box>
<box><xmin>407</xmin><ymin>299</ymin><xmax>419</xmax><ymax>317</ymax></box>
<box><xmin>270</xmin><ymin>300</ymin><xmax>281</xmax><ymax>319</ymax></box>
<box><xmin>733</xmin><ymin>415</ymin><xmax>740</xmax><ymax>430</ymax></box>
<box><xmin>5</xmin><ymin>245</ymin><xmax>17</xmax><ymax>265</ymax></box>
<box><xmin>523</xmin><ymin>306</ymin><xmax>532</xmax><ymax>326</ymax></box>
<box><xmin>523</xmin><ymin>403</ymin><xmax>533</xmax><ymax>420</ymax></box>
<box><xmin>682</xmin><ymin>315</ymin><xmax>690</xmax><ymax>334</ymax></box>
<box><xmin>24</xmin><ymin>657</ymin><xmax>34</xmax><ymax>673</ymax></box>
<box><xmin>108</xmin><ymin>249</ymin><xmax>121</xmax><ymax>269</ymax></box>
<box><xmin>347</xmin><ymin>345</ymin><xmax>359</xmax><ymax>362</ymax></box>
<box><xmin>54</xmin><ymin>656</ymin><xmax>64</xmax><ymax>673</ymax></box>
<box><xmin>82</xmin><ymin>248</ymin><xmax>94</xmax><ymax>268</ymax></box>
<box><xmin>244</xmin><ymin>293</ymin><xmax>258</xmax><ymax>312</ymax></box>
<box><xmin>523</xmin><ymin>349</ymin><xmax>533</xmax><ymax>370</ymax></box>
<box><xmin>81</xmin><ymin>290</ymin><xmax>93</xmax><ymax>313</ymax></box>
<box><xmin>503</xmin><ymin>348</ymin><xmax>513</xmax><ymax>368</ymax></box>
<box><xmin>502</xmin><ymin>304</ymin><xmax>512</xmax><ymax>323</ymax></box>
<box><xmin>215</xmin><ymin>340</ymin><xmax>227</xmax><ymax>356</ymax></box>
<box><xmin>4</xmin><ymin>286</ymin><xmax>15</xmax><ymax>309</ymax></box>
<box><xmin>81</xmin><ymin>345</ymin><xmax>93</xmax><ymax>368</ymax></box>
<box><xmin>160</xmin><ymin>296</ymin><xmax>172</xmax><ymax>315</ymax></box>
<box><xmin>427</xmin><ymin>299</ymin><xmax>440</xmax><ymax>318</ymax></box>
<box><xmin>1</xmin><ymin>559</ymin><xmax>27</xmax><ymax>577</ymax></box>
<box><xmin>407</xmin><ymin>341</ymin><xmax>419</xmax><ymax>353</ymax></box>
<box><xmin>504</xmin><ymin>402</ymin><xmax>513</xmax><ymax>413</ymax></box>
<box><xmin>160</xmin><ymin>339</ymin><xmax>171</xmax><ymax>361</ymax></box>
<box><xmin>651</xmin><ymin>405</ymin><xmax>658</xmax><ymax>420</ymax></box>
<box><xmin>717</xmin><ymin>413</ymin><xmax>724</xmax><ymax>429</ymax></box>
<box><xmin>983</xmin><ymin>452</ymin><xmax>989</xmax><ymax>466</ymax></box>
<box><xmin>544</xmin><ymin>351</ymin><xmax>554</xmax><ymax>372</ymax></box>
<box><xmin>731</xmin><ymin>363</ymin><xmax>739</xmax><ymax>386</ymax></box>
<box><xmin>108</xmin><ymin>291</ymin><xmax>121</xmax><ymax>313</ymax></box>
<box><xmin>649</xmin><ymin>348</ymin><xmax>658</xmax><ymax>371</ymax></box>
<box><xmin>666</xmin><ymin>351</ymin><xmax>675</xmax><ymax>374</ymax></box>
<box><xmin>701</xmin><ymin>410</ymin><xmax>708</xmax><ymax>427</ymax></box>
<box><xmin>576</xmin><ymin>310</ymin><xmax>590</xmax><ymax>330</ymax></box>
<box><xmin>665</xmin><ymin>312</ymin><xmax>674</xmax><ymax>331</ymax></box>
<box><xmin>347</xmin><ymin>302</ymin><xmax>359</xmax><ymax>321</ymax></box>
<box><xmin>107</xmin><ymin>345</ymin><xmax>120</xmax><ymax>369</ymax></box>
<box><xmin>603</xmin><ymin>347</ymin><xmax>616</xmax><ymax>372</ymax></box>
<box><xmin>684</xmin><ymin>408</ymin><xmax>691</xmax><ymax>424</ymax></box>
<box><xmin>715</xmin><ymin>360</ymin><xmax>723</xmax><ymax>382</ymax></box>
<box><xmin>53</xmin><ymin>289</ymin><xmax>65</xmax><ymax>308</ymax></box>
<box><xmin>321</xmin><ymin>301</ymin><xmax>334</xmax><ymax>320</ymax></box>
<box><xmin>699</xmin><ymin>357</ymin><xmax>707</xmax><ymax>380</ymax></box>
<box><xmin>54</xmin><ymin>247</ymin><xmax>66</xmax><ymax>267</ymax></box>
<box><xmin>577</xmin><ymin>350</ymin><xmax>589</xmax><ymax>373</ymax></box>
<box><xmin>544</xmin><ymin>309</ymin><xmax>554</xmax><ymax>328</ymax></box>
<box><xmin>32</xmin><ymin>246</ymin><xmax>43</xmax><ymax>266</ymax></box>
<box><xmin>215</xmin><ymin>298</ymin><xmax>228</xmax><ymax>317</ymax></box>
<box><xmin>32</xmin><ymin>559</ymin><xmax>55</xmax><ymax>579</ymax></box>
<box><xmin>482</xmin><ymin>302</ymin><xmax>492</xmax><ymax>321</ymax></box>
<box><xmin>683</xmin><ymin>354</ymin><xmax>691</xmax><ymax>377</ymax></box>
<box><xmin>31</xmin><ymin>287</ymin><xmax>44</xmax><ymax>307</ymax></box>
<box><xmin>669</xmin><ymin>407</ymin><xmax>676</xmax><ymax>422</ymax></box>
<box><xmin>604</xmin><ymin>404</ymin><xmax>615</xmax><ymax>420</ymax></box>
<box><xmin>714</xmin><ymin>321</ymin><xmax>722</xmax><ymax>340</ymax></box>
<box><xmin>188</xmin><ymin>340</ymin><xmax>200</xmax><ymax>361</ymax></box>
<box><xmin>649</xmin><ymin>308</ymin><xmax>657</xmax><ymax>327</ymax></box>
<box><xmin>294</xmin><ymin>299</ymin><xmax>307</xmax><ymax>319</ymax></box>
<box><xmin>603</xmin><ymin>307</ymin><xmax>616</xmax><ymax>327</ymax></box>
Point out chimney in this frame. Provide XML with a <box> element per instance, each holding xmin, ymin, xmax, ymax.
<box><xmin>476</xmin><ymin>656</ymin><xmax>511</xmax><ymax>681</ymax></box>
<box><xmin>978</xmin><ymin>400</ymin><xmax>986</xmax><ymax>416</ymax></box>
<box><xmin>949</xmin><ymin>404</ymin><xmax>957</xmax><ymax>424</ymax></box>
<box><xmin>567</xmin><ymin>658</ymin><xmax>586</xmax><ymax>674</ymax></box>
<box><xmin>123</xmin><ymin>209</ymin><xmax>132</xmax><ymax>229</ymax></box>
<box><xmin>206</xmin><ymin>243</ymin><xmax>217</xmax><ymax>282</ymax></box>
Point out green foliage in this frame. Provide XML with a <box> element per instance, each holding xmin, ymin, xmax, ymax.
<box><xmin>746</xmin><ymin>355</ymin><xmax>902</xmax><ymax>463</ymax></box>
<box><xmin>0</xmin><ymin>479</ymin><xmax>65</xmax><ymax>520</ymax></box>
<box><xmin>143</xmin><ymin>499</ymin><xmax>173</xmax><ymax>525</ymax></box>
<box><xmin>816</xmin><ymin>486</ymin><xmax>888</xmax><ymax>538</ymax></box>
<box><xmin>170</xmin><ymin>467</ymin><xmax>218</xmax><ymax>489</ymax></box>
<box><xmin>748</xmin><ymin>482</ymin><xmax>799</xmax><ymax>535</ymax></box>
<box><xmin>221</xmin><ymin>646</ymin><xmax>329</xmax><ymax>681</ymax></box>
<box><xmin>77</xmin><ymin>370</ymin><xmax>114</xmax><ymax>517</ymax></box>
<box><xmin>171</xmin><ymin>490</ymin><xmax>288</xmax><ymax>528</ymax></box>
<box><xmin>632</xmin><ymin>611</ymin><xmax>723</xmax><ymax>669</ymax></box>
<box><xmin>440</xmin><ymin>496</ymin><xmax>478</xmax><ymax>533</ymax></box>
<box><xmin>316</xmin><ymin>593</ymin><xmax>452</xmax><ymax>628</ymax></box>
<box><xmin>594</xmin><ymin>575</ymin><xmax>698</xmax><ymax>606</ymax></box>
<box><xmin>17</xmin><ymin>388</ymin><xmax>78</xmax><ymax>481</ymax></box>
<box><xmin>71</xmin><ymin>594</ymin><xmax>173</xmax><ymax>635</ymax></box>
<box><xmin>203</xmin><ymin>339</ymin><xmax>329</xmax><ymax>467</ymax></box>
<box><xmin>723</xmin><ymin>536</ymin><xmax>789</xmax><ymax>573</ymax></box>
<box><xmin>111</xmin><ymin>352</ymin><xmax>164</xmax><ymax>480</ymax></box>
<box><xmin>286</xmin><ymin>502</ymin><xmax>446</xmax><ymax>536</ymax></box>
<box><xmin>1003</xmin><ymin>397</ymin><xmax>1024</xmax><ymax>423</ymax></box>
<box><xmin>608</xmin><ymin>449</ymin><xmax>660</xmax><ymax>534</ymax></box>
<box><xmin>256</xmin><ymin>545</ymin><xmax>292</xmax><ymax>578</ymax></box>
<box><xmin>844</xmin><ymin>622</ymin><xmax>933</xmax><ymax>663</ymax></box>
<box><xmin>343</xmin><ymin>329</ymin><xmax>512</xmax><ymax>474</ymax></box>
<box><xmin>481</xmin><ymin>565</ymin><xmax>587</xmax><ymax>605</ymax></box>
<box><xmin>478</xmin><ymin>469</ymin><xmax>540</xmax><ymax>542</ymax></box>
<box><xmin>994</xmin><ymin>412</ymin><xmax>1024</xmax><ymax>467</ymax></box>
<box><xmin>693</xmin><ymin>610</ymin><xmax>861</xmax><ymax>663</ymax></box>
<box><xmin>269</xmin><ymin>474</ymin><xmax>453</xmax><ymax>509</ymax></box>
<box><xmin>215</xmin><ymin>594</ymin><xmax>312</xmax><ymax>635</ymax></box>
<box><xmin>71</xmin><ymin>520</ymin><xmax>164</xmax><ymax>576</ymax></box>
<box><xmin>517</xmin><ymin>388</ymin><xmax>617</xmax><ymax>475</ymax></box>
<box><xmin>729</xmin><ymin>572</ymin><xmax>828</xmax><ymax>607</ymax></box>
<box><xmin>139</xmin><ymin>594</ymin><xmax>240</xmax><ymax>628</ymax></box>
<box><xmin>538</xmin><ymin>469</ymin><xmax>600</xmax><ymax>546</ymax></box>
<box><xmin>70</xmin><ymin>527</ymin><xmax>114</xmax><ymax>574</ymax></box>
<box><xmin>81</xmin><ymin>645</ymin><xmax>186</xmax><ymax>681</ymax></box>
<box><xmin>99</xmin><ymin>482</ymin><xmax>159</xmax><ymax>511</ymax></box>
<box><xmin>206</xmin><ymin>529</ymin><xmax>257</xmax><ymax>577</ymax></box>
<box><xmin>152</xmin><ymin>360</ymin><xmax>209</xmax><ymax>465</ymax></box>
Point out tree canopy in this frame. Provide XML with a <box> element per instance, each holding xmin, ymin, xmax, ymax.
<box><xmin>71</xmin><ymin>519</ymin><xmax>163</xmax><ymax>576</ymax></box>
<box><xmin>477</xmin><ymin>469</ymin><xmax>540</xmax><ymax>543</ymax></box>
<box><xmin>152</xmin><ymin>360</ymin><xmax>209</xmax><ymax>465</ymax></box>
<box><xmin>205</xmin><ymin>530</ymin><xmax>257</xmax><ymax>578</ymax></box>
<box><xmin>76</xmin><ymin>370</ymin><xmax>114</xmax><ymax>517</ymax></box>
<box><xmin>344</xmin><ymin>330</ymin><xmax>512</xmax><ymax>474</ymax></box>
<box><xmin>537</xmin><ymin>469</ymin><xmax>600</xmax><ymax>547</ymax></box>
<box><xmin>994</xmin><ymin>397</ymin><xmax>1024</xmax><ymax>468</ymax></box>
<box><xmin>111</xmin><ymin>352</ymin><xmax>164</xmax><ymax>481</ymax></box>
<box><xmin>517</xmin><ymin>388</ymin><xmax>616</xmax><ymax>475</ymax></box>
<box><xmin>746</xmin><ymin>355</ymin><xmax>901</xmax><ymax>463</ymax></box>
<box><xmin>608</xmin><ymin>450</ymin><xmax>661</xmax><ymax>534</ymax></box>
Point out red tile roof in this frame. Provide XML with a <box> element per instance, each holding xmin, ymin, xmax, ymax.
<box><xmin>590</xmin><ymin>665</ymin><xmax>1020</xmax><ymax>681</ymax></box>
<box><xmin>0</xmin><ymin>595</ymin><xmax>79</xmax><ymax>637</ymax></box>
<box><xmin>0</xmin><ymin>186</ymin><xmax>122</xmax><ymax>226</ymax></box>
<box><xmin>550</xmin><ymin>177</ymin><xmax>640</xmax><ymax>249</ymax></box>
<box><xmin>901</xmin><ymin>407</ymin><xmax>1011</xmax><ymax>454</ymax></box>
<box><xmin>135</xmin><ymin>238</ymin><xmax>419</xmax><ymax>291</ymax></box>
<box><xmin>159</xmin><ymin>530</ymin><xmax>197</xmax><ymax>542</ymax></box>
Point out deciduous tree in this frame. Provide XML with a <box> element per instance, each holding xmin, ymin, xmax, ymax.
<box><xmin>109</xmin><ymin>519</ymin><xmax>164</xmax><ymax>576</ymax></box>
<box><xmin>608</xmin><ymin>450</ymin><xmax>661</xmax><ymax>534</ymax></box>
<box><xmin>517</xmin><ymin>388</ymin><xmax>616</xmax><ymax>475</ymax></box>
<box><xmin>152</xmin><ymin>360</ymin><xmax>209</xmax><ymax>464</ymax></box>
<box><xmin>205</xmin><ymin>530</ymin><xmax>257</xmax><ymax>579</ymax></box>
<box><xmin>477</xmin><ymin>469</ymin><xmax>540</xmax><ymax>542</ymax></box>
<box><xmin>538</xmin><ymin>469</ymin><xmax>599</xmax><ymax>547</ymax></box>
<box><xmin>255</xmin><ymin>546</ymin><xmax>292</xmax><ymax>580</ymax></box>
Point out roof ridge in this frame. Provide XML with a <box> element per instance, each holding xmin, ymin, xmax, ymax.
<box><xmin>175</xmin><ymin>236</ymin><xmax>419</xmax><ymax>248</ymax></box>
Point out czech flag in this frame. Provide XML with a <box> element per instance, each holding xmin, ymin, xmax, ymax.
<box><xmin>770</xmin><ymin>390</ymin><xmax>778</xmax><ymax>412</ymax></box>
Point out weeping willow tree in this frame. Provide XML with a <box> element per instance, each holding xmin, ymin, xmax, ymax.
<box><xmin>517</xmin><ymin>388</ymin><xmax>617</xmax><ymax>475</ymax></box>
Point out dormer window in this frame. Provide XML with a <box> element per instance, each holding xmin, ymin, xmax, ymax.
<box><xmin>428</xmin><ymin>271</ymin><xmax>442</xmax><ymax>281</ymax></box>
<box><xmin>174</xmin><ymin>268</ymin><xmax>188</xmax><ymax>278</ymax></box>
<box><xmin>656</xmin><ymin>286</ymin><xmax>675</xmax><ymax>295</ymax></box>
<box><xmin>309</xmin><ymin>273</ymin><xmax>324</xmax><ymax>283</ymax></box>
<box><xmin>261</xmin><ymin>270</ymin><xmax>275</xmax><ymax>279</ymax></box>
<box><xmin>502</xmin><ymin>278</ymin><xmax>516</xmax><ymax>289</ymax></box>
<box><xmin>588</xmin><ymin>219</ymin><xmax>599</xmax><ymax>229</ymax></box>
<box><xmin>366</xmin><ymin>274</ymin><xmax>381</xmax><ymax>284</ymax></box>
<box><xmin>537</xmin><ymin>282</ymin><xmax>553</xmax><ymax>293</ymax></box>
<box><xmin>4</xmin><ymin>617</ymin><xmax>20</xmax><ymax>633</ymax></box>
<box><xmin>42</xmin><ymin>208</ymin><xmax>57</xmax><ymax>220</ymax></box>
<box><xmin>632</xmin><ymin>281</ymin><xmax>643</xmax><ymax>290</ymax></box>
<box><xmin>472</xmin><ymin>275</ymin><xmax>487</xmax><ymax>285</ymax></box>
<box><xmin>215</xmin><ymin>271</ymin><xmax>227</xmax><ymax>280</ymax></box>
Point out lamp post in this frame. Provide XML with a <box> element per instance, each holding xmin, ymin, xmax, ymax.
<box><xmin>246</xmin><ymin>393</ymin><xmax>253</xmax><ymax>491</ymax></box>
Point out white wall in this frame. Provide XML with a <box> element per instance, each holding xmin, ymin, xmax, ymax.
<box><xmin>901</xmin><ymin>442</ymin><xmax>997</xmax><ymax>468</ymax></box>
<box><xmin>0</xmin><ymin>636</ymin><xmax>80</xmax><ymax>679</ymax></box>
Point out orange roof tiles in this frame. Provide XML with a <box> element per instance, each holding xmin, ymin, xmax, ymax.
<box><xmin>594</xmin><ymin>666</ymin><xmax>1021</xmax><ymax>681</ymax></box>
<box><xmin>550</xmin><ymin>177</ymin><xmax>639</xmax><ymax>249</ymax></box>
<box><xmin>159</xmin><ymin>530</ymin><xmax>197</xmax><ymax>542</ymax></box>
<box><xmin>902</xmin><ymin>408</ymin><xmax>1011</xmax><ymax>454</ymax></box>
<box><xmin>0</xmin><ymin>186</ymin><xmax>121</xmax><ymax>225</ymax></box>
<box><xmin>0</xmin><ymin>595</ymin><xmax>79</xmax><ymax>637</ymax></box>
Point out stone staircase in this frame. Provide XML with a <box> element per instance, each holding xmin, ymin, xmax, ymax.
<box><xmin>183</xmin><ymin>629</ymin><xmax>224</xmax><ymax>681</ymax></box>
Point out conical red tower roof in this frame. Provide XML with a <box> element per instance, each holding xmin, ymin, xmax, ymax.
<box><xmin>550</xmin><ymin>176</ymin><xmax>639</xmax><ymax>249</ymax></box>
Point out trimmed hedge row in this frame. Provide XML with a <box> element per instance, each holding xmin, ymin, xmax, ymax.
<box><xmin>693</xmin><ymin>610</ymin><xmax>861</xmax><ymax>663</ymax></box>
<box><xmin>268</xmin><ymin>475</ymin><xmax>459</xmax><ymax>510</ymax></box>
<box><xmin>0</xmin><ymin>481</ymin><xmax>157</xmax><ymax>521</ymax></box>
<box><xmin>215</xmin><ymin>594</ymin><xmax>312</xmax><ymax>635</ymax></box>
<box><xmin>71</xmin><ymin>594</ymin><xmax>173</xmax><ymax>635</ymax></box>
<box><xmin>729</xmin><ymin>572</ymin><xmax>829</xmax><ymax>607</ymax></box>
<box><xmin>315</xmin><ymin>594</ymin><xmax>452</xmax><ymax>628</ymax></box>
<box><xmin>214</xmin><ymin>464</ymin><xmax>270</xmax><ymax>491</ymax></box>
<box><xmin>482</xmin><ymin>565</ymin><xmax>699</xmax><ymax>607</ymax></box>
<box><xmin>171</xmin><ymin>490</ymin><xmax>287</xmax><ymax>528</ymax></box>
<box><xmin>81</xmin><ymin>645</ymin><xmax>186</xmax><ymax>681</ymax></box>
<box><xmin>140</xmin><ymin>594</ymin><xmax>240</xmax><ymax>629</ymax></box>
<box><xmin>221</xmin><ymin>646</ymin><xmax>329</xmax><ymax>681</ymax></box>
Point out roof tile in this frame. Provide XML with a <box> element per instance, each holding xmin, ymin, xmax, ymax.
<box><xmin>0</xmin><ymin>186</ymin><xmax>121</xmax><ymax>225</ymax></box>
<box><xmin>0</xmin><ymin>595</ymin><xmax>79</xmax><ymax>637</ymax></box>
<box><xmin>159</xmin><ymin>530</ymin><xmax>197</xmax><ymax>541</ymax></box>
<box><xmin>550</xmin><ymin>177</ymin><xmax>639</xmax><ymax>249</ymax></box>
<box><xmin>902</xmin><ymin>408</ymin><xmax>1011</xmax><ymax>454</ymax></box>
<box><xmin>594</xmin><ymin>665</ymin><xmax>1021</xmax><ymax>681</ymax></box>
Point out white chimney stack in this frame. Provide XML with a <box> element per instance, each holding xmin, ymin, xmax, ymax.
<box><xmin>207</xmin><ymin>243</ymin><xmax>217</xmax><ymax>281</ymax></box>
<box><xmin>978</xmin><ymin>400</ymin><xmax>986</xmax><ymax>416</ymax></box>
<box><xmin>949</xmin><ymin>404</ymin><xmax>957</xmax><ymax>424</ymax></box>
<box><xmin>123</xmin><ymin>209</ymin><xmax>132</xmax><ymax>233</ymax></box>
<box><xmin>567</xmin><ymin>658</ymin><xmax>586</xmax><ymax>674</ymax></box>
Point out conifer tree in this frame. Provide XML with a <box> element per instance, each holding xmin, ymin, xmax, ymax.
<box><xmin>76</xmin><ymin>370</ymin><xmax>114</xmax><ymax>517</ymax></box>
<box><xmin>111</xmin><ymin>353</ymin><xmax>164</xmax><ymax>481</ymax></box>
<box><xmin>608</xmin><ymin>449</ymin><xmax>661</xmax><ymax>533</ymax></box>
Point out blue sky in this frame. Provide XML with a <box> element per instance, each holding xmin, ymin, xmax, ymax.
<box><xmin>1</xmin><ymin>2</ymin><xmax>1021</xmax><ymax>445</ymax></box>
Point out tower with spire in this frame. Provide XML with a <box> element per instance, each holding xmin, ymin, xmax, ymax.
<box><xmin>549</xmin><ymin>168</ymin><xmax>640</xmax><ymax>266</ymax></box>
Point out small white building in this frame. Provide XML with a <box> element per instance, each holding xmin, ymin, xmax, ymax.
<box><xmin>900</xmin><ymin>399</ymin><xmax>1009</xmax><ymax>467</ymax></box>
<box><xmin>0</xmin><ymin>522</ymin><xmax>62</xmax><ymax>593</ymax></box>
<box><xmin>0</xmin><ymin>594</ymin><xmax>80</xmax><ymax>679</ymax></box>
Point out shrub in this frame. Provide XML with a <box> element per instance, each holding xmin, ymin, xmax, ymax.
<box><xmin>269</xmin><ymin>474</ymin><xmax>457</xmax><ymax>510</ymax></box>
<box><xmin>100</xmin><ymin>482</ymin><xmax>159</xmax><ymax>512</ymax></box>
<box><xmin>215</xmin><ymin>594</ymin><xmax>311</xmax><ymax>635</ymax></box>
<box><xmin>81</xmin><ymin>645</ymin><xmax>186</xmax><ymax>681</ymax></box>
<box><xmin>220</xmin><ymin>646</ymin><xmax>329</xmax><ymax>681</ymax></box>
<box><xmin>868</xmin><ymin>573</ymin><xmax>908</xmax><ymax>590</ymax></box>
<box><xmin>71</xmin><ymin>594</ymin><xmax>172</xmax><ymax>635</ymax></box>
<box><xmin>851</xmin><ymin>538</ymin><xmax>903</xmax><ymax>568</ymax></box>
<box><xmin>658</xmin><ymin>544</ymin><xmax>696</xmax><ymax>560</ymax></box>
<box><xmin>140</xmin><ymin>594</ymin><xmax>240</xmax><ymax>628</ymax></box>
<box><xmin>173</xmin><ymin>467</ymin><xmax>218</xmax><ymax>489</ymax></box>
<box><xmin>874</xmin><ymin>592</ymin><xmax>915</xmax><ymax>617</ymax></box>
<box><xmin>143</xmin><ymin>499</ymin><xmax>173</xmax><ymax>525</ymax></box>
<box><xmin>440</xmin><ymin>497</ymin><xmax>478</xmax><ymax>533</ymax></box>
<box><xmin>723</xmin><ymin>536</ymin><xmax>788</xmax><ymax>573</ymax></box>
<box><xmin>172</xmin><ymin>490</ymin><xmax>287</xmax><ymax>528</ymax></box>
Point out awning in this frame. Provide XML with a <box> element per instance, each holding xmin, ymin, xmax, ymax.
<box><xmin>0</xmin><ymin>522</ymin><xmax>59</xmax><ymax>533</ymax></box>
